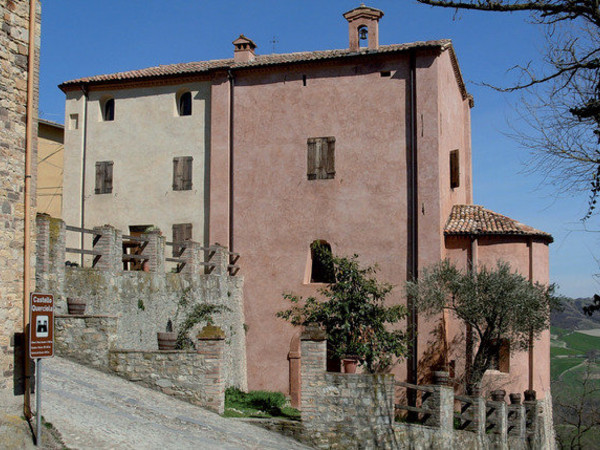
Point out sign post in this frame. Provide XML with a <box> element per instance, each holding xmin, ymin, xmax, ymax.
<box><xmin>29</xmin><ymin>293</ymin><xmax>54</xmax><ymax>447</ymax></box>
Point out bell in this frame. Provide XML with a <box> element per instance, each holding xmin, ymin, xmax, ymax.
<box><xmin>359</xmin><ymin>28</ymin><xmax>368</xmax><ymax>41</ymax></box>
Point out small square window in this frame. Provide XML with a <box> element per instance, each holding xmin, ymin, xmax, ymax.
<box><xmin>95</xmin><ymin>161</ymin><xmax>113</xmax><ymax>194</ymax></box>
<box><xmin>69</xmin><ymin>114</ymin><xmax>79</xmax><ymax>130</ymax></box>
<box><xmin>173</xmin><ymin>156</ymin><xmax>193</xmax><ymax>191</ymax></box>
<box><xmin>307</xmin><ymin>137</ymin><xmax>335</xmax><ymax>180</ymax></box>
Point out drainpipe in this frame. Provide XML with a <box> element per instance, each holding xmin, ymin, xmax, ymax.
<box><xmin>466</xmin><ymin>237</ymin><xmax>478</xmax><ymax>386</ymax></box>
<box><xmin>79</xmin><ymin>84</ymin><xmax>89</xmax><ymax>265</ymax></box>
<box><xmin>527</xmin><ymin>238</ymin><xmax>535</xmax><ymax>395</ymax></box>
<box><xmin>23</xmin><ymin>0</ymin><xmax>37</xmax><ymax>419</ymax></box>
<box><xmin>227</xmin><ymin>70</ymin><xmax>235</xmax><ymax>259</ymax></box>
<box><xmin>406</xmin><ymin>50</ymin><xmax>419</xmax><ymax>387</ymax></box>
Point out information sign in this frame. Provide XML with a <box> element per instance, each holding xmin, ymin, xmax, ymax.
<box><xmin>29</xmin><ymin>293</ymin><xmax>54</xmax><ymax>359</ymax></box>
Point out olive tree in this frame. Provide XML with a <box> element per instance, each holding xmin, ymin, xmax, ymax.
<box><xmin>406</xmin><ymin>259</ymin><xmax>561</xmax><ymax>391</ymax></box>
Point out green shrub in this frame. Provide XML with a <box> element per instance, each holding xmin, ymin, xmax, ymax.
<box><xmin>224</xmin><ymin>387</ymin><xmax>298</xmax><ymax>419</ymax></box>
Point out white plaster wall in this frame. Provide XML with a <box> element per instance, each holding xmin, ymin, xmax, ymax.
<box><xmin>63</xmin><ymin>82</ymin><xmax>210</xmax><ymax>249</ymax></box>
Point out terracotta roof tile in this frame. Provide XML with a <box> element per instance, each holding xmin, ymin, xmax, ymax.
<box><xmin>444</xmin><ymin>204</ymin><xmax>553</xmax><ymax>243</ymax></box>
<box><xmin>59</xmin><ymin>40</ymin><xmax>453</xmax><ymax>90</ymax></box>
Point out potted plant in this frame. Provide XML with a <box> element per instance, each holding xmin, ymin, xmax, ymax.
<box><xmin>278</xmin><ymin>245</ymin><xmax>410</xmax><ymax>374</ymax></box>
<box><xmin>67</xmin><ymin>297</ymin><xmax>86</xmax><ymax>315</ymax></box>
<box><xmin>157</xmin><ymin>319</ymin><xmax>177</xmax><ymax>350</ymax></box>
<box><xmin>158</xmin><ymin>304</ymin><xmax>229</xmax><ymax>351</ymax></box>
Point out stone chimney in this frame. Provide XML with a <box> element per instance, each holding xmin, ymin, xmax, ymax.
<box><xmin>233</xmin><ymin>35</ymin><xmax>257</xmax><ymax>63</ymax></box>
<box><xmin>343</xmin><ymin>4</ymin><xmax>384</xmax><ymax>52</ymax></box>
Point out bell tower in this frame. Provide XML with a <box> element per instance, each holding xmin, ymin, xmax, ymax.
<box><xmin>343</xmin><ymin>4</ymin><xmax>384</xmax><ymax>52</ymax></box>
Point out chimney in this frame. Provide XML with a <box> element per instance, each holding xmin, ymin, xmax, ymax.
<box><xmin>343</xmin><ymin>4</ymin><xmax>384</xmax><ymax>52</ymax></box>
<box><xmin>232</xmin><ymin>35</ymin><xmax>257</xmax><ymax>63</ymax></box>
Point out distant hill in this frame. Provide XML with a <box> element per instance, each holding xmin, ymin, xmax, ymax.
<box><xmin>551</xmin><ymin>297</ymin><xmax>600</xmax><ymax>330</ymax></box>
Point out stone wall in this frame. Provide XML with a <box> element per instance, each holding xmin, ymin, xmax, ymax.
<box><xmin>300</xmin><ymin>326</ymin><xmax>397</xmax><ymax>448</ymax></box>
<box><xmin>109</xmin><ymin>328</ymin><xmax>225</xmax><ymax>413</ymax></box>
<box><xmin>0</xmin><ymin>0</ymin><xmax>40</xmax><ymax>391</ymax></box>
<box><xmin>54</xmin><ymin>315</ymin><xmax>118</xmax><ymax>369</ymax></box>
<box><xmin>35</xmin><ymin>214</ymin><xmax>247</xmax><ymax>390</ymax></box>
<box><xmin>298</xmin><ymin>329</ymin><xmax>556</xmax><ymax>449</ymax></box>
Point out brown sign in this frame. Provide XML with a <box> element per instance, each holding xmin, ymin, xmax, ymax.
<box><xmin>29</xmin><ymin>293</ymin><xmax>54</xmax><ymax>359</ymax></box>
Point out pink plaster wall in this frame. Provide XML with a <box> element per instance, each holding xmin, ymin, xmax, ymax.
<box><xmin>217</xmin><ymin>50</ymin><xmax>472</xmax><ymax>392</ymax></box>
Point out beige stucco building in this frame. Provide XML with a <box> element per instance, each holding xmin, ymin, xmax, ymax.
<box><xmin>59</xmin><ymin>5</ymin><xmax>552</xmax><ymax>401</ymax></box>
<box><xmin>37</xmin><ymin>119</ymin><xmax>64</xmax><ymax>218</ymax></box>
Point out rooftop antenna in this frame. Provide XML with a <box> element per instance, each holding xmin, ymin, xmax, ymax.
<box><xmin>270</xmin><ymin>36</ymin><xmax>279</xmax><ymax>54</ymax></box>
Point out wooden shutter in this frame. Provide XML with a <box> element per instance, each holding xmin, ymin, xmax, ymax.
<box><xmin>95</xmin><ymin>161</ymin><xmax>113</xmax><ymax>194</ymax></box>
<box><xmin>308</xmin><ymin>137</ymin><xmax>335</xmax><ymax>180</ymax></box>
<box><xmin>183</xmin><ymin>157</ymin><xmax>193</xmax><ymax>190</ymax></box>
<box><xmin>172</xmin><ymin>223</ymin><xmax>192</xmax><ymax>256</ymax></box>
<box><xmin>307</xmin><ymin>138</ymin><xmax>317</xmax><ymax>179</ymax></box>
<box><xmin>95</xmin><ymin>162</ymin><xmax>104</xmax><ymax>194</ymax></box>
<box><xmin>105</xmin><ymin>161</ymin><xmax>113</xmax><ymax>193</ymax></box>
<box><xmin>324</xmin><ymin>137</ymin><xmax>335</xmax><ymax>178</ymax></box>
<box><xmin>450</xmin><ymin>150</ymin><xmax>459</xmax><ymax>189</ymax></box>
<box><xmin>173</xmin><ymin>157</ymin><xmax>192</xmax><ymax>190</ymax></box>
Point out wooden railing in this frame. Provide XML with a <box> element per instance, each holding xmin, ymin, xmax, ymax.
<box><xmin>164</xmin><ymin>241</ymin><xmax>240</xmax><ymax>275</ymax></box>
<box><xmin>454</xmin><ymin>394</ymin><xmax>475</xmax><ymax>430</ymax></box>
<box><xmin>121</xmin><ymin>234</ymin><xmax>149</xmax><ymax>271</ymax></box>
<box><xmin>65</xmin><ymin>225</ymin><xmax>103</xmax><ymax>267</ymax></box>
<box><xmin>394</xmin><ymin>381</ymin><xmax>435</xmax><ymax>423</ymax></box>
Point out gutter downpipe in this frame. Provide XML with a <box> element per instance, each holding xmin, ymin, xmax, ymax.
<box><xmin>407</xmin><ymin>51</ymin><xmax>419</xmax><ymax>390</ymax></box>
<box><xmin>466</xmin><ymin>237</ymin><xmax>478</xmax><ymax>388</ymax></box>
<box><xmin>227</xmin><ymin>70</ymin><xmax>235</xmax><ymax>259</ymax></box>
<box><xmin>23</xmin><ymin>0</ymin><xmax>37</xmax><ymax>419</ymax></box>
<box><xmin>79</xmin><ymin>84</ymin><xmax>89</xmax><ymax>265</ymax></box>
<box><xmin>527</xmin><ymin>238</ymin><xmax>535</xmax><ymax>395</ymax></box>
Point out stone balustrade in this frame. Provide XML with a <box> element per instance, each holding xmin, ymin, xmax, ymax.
<box><xmin>300</xmin><ymin>329</ymin><xmax>541</xmax><ymax>450</ymax></box>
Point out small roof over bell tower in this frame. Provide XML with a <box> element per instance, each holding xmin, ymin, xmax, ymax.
<box><xmin>343</xmin><ymin>4</ymin><xmax>384</xmax><ymax>52</ymax></box>
<box><xmin>233</xmin><ymin>34</ymin><xmax>257</xmax><ymax>63</ymax></box>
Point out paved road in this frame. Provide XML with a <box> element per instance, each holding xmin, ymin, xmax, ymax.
<box><xmin>42</xmin><ymin>357</ymin><xmax>311</xmax><ymax>449</ymax></box>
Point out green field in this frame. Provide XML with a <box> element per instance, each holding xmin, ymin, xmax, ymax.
<box><xmin>551</xmin><ymin>326</ymin><xmax>600</xmax><ymax>448</ymax></box>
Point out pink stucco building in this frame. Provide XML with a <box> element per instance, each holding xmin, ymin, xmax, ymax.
<box><xmin>60</xmin><ymin>5</ymin><xmax>552</xmax><ymax>402</ymax></box>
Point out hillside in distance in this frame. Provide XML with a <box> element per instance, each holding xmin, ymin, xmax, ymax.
<box><xmin>551</xmin><ymin>297</ymin><xmax>600</xmax><ymax>330</ymax></box>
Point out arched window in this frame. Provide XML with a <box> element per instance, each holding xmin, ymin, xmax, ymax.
<box><xmin>310</xmin><ymin>240</ymin><xmax>335</xmax><ymax>283</ymax></box>
<box><xmin>102</xmin><ymin>97</ymin><xmax>115</xmax><ymax>121</ymax></box>
<box><xmin>178</xmin><ymin>91</ymin><xmax>192</xmax><ymax>116</ymax></box>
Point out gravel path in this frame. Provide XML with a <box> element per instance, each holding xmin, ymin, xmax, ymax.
<box><xmin>41</xmin><ymin>357</ymin><xmax>311</xmax><ymax>449</ymax></box>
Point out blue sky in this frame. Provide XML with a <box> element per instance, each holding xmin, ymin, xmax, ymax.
<box><xmin>39</xmin><ymin>1</ymin><xmax>598</xmax><ymax>298</ymax></box>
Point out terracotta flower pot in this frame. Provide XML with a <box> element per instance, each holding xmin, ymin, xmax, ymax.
<box><xmin>157</xmin><ymin>332</ymin><xmax>177</xmax><ymax>350</ymax></box>
<box><xmin>342</xmin><ymin>357</ymin><xmax>358</xmax><ymax>374</ymax></box>
<box><xmin>67</xmin><ymin>297</ymin><xmax>86</xmax><ymax>315</ymax></box>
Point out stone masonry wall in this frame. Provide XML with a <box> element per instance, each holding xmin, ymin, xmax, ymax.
<box><xmin>35</xmin><ymin>215</ymin><xmax>247</xmax><ymax>390</ymax></box>
<box><xmin>109</xmin><ymin>332</ymin><xmax>225</xmax><ymax>414</ymax></box>
<box><xmin>0</xmin><ymin>0</ymin><xmax>40</xmax><ymax>391</ymax></box>
<box><xmin>299</xmin><ymin>330</ymin><xmax>549</xmax><ymax>449</ymax></box>
<box><xmin>54</xmin><ymin>315</ymin><xmax>118</xmax><ymax>369</ymax></box>
<box><xmin>300</xmin><ymin>327</ymin><xmax>397</xmax><ymax>449</ymax></box>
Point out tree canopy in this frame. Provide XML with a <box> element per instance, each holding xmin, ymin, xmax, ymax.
<box><xmin>406</xmin><ymin>259</ymin><xmax>561</xmax><ymax>390</ymax></box>
<box><xmin>278</xmin><ymin>246</ymin><xmax>409</xmax><ymax>373</ymax></box>
<box><xmin>418</xmin><ymin>0</ymin><xmax>600</xmax><ymax>217</ymax></box>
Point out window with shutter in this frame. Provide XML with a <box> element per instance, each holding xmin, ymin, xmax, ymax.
<box><xmin>172</xmin><ymin>223</ymin><xmax>192</xmax><ymax>257</ymax></box>
<box><xmin>173</xmin><ymin>156</ymin><xmax>193</xmax><ymax>191</ymax></box>
<box><xmin>307</xmin><ymin>136</ymin><xmax>335</xmax><ymax>180</ymax></box>
<box><xmin>450</xmin><ymin>150</ymin><xmax>459</xmax><ymax>189</ymax></box>
<box><xmin>95</xmin><ymin>161</ymin><xmax>113</xmax><ymax>194</ymax></box>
